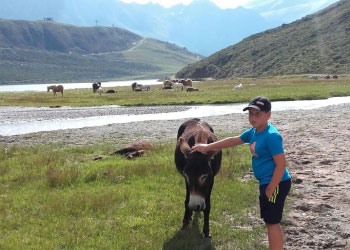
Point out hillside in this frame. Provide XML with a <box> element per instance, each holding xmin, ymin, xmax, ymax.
<box><xmin>0</xmin><ymin>19</ymin><xmax>201</xmax><ymax>84</ymax></box>
<box><xmin>0</xmin><ymin>0</ymin><xmax>278</xmax><ymax>56</ymax></box>
<box><xmin>176</xmin><ymin>0</ymin><xmax>350</xmax><ymax>79</ymax></box>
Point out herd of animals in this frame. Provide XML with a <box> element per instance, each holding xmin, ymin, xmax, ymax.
<box><xmin>46</xmin><ymin>79</ymin><xmax>197</xmax><ymax>97</ymax></box>
<box><xmin>46</xmin><ymin>74</ymin><xmax>339</xmax><ymax>97</ymax></box>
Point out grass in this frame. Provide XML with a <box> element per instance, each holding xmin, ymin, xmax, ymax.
<box><xmin>0</xmin><ymin>75</ymin><xmax>349</xmax><ymax>107</ymax></box>
<box><xmin>0</xmin><ymin>139</ymin><xmax>269</xmax><ymax>250</ymax></box>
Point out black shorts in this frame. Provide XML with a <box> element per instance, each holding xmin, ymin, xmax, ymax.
<box><xmin>259</xmin><ymin>179</ymin><xmax>291</xmax><ymax>224</ymax></box>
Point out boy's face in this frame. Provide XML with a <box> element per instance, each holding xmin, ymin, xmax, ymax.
<box><xmin>248</xmin><ymin>108</ymin><xmax>271</xmax><ymax>131</ymax></box>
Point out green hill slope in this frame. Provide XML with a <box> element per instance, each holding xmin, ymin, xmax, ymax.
<box><xmin>176</xmin><ymin>0</ymin><xmax>350</xmax><ymax>79</ymax></box>
<box><xmin>0</xmin><ymin>19</ymin><xmax>201</xmax><ymax>84</ymax></box>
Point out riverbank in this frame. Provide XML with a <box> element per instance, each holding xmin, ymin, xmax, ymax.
<box><xmin>1</xmin><ymin>103</ymin><xmax>350</xmax><ymax>249</ymax></box>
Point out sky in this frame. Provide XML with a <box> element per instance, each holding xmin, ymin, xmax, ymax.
<box><xmin>120</xmin><ymin>0</ymin><xmax>340</xmax><ymax>10</ymax></box>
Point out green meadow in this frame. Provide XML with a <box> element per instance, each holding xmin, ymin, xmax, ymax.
<box><xmin>0</xmin><ymin>75</ymin><xmax>349</xmax><ymax>107</ymax></box>
<box><xmin>0</xmin><ymin>140</ymin><xmax>268</xmax><ymax>250</ymax></box>
<box><xmin>1</xmin><ymin>75</ymin><xmax>350</xmax><ymax>249</ymax></box>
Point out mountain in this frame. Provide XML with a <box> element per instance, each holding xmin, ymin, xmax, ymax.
<box><xmin>0</xmin><ymin>0</ymin><xmax>277</xmax><ymax>56</ymax></box>
<box><xmin>0</xmin><ymin>19</ymin><xmax>201</xmax><ymax>84</ymax></box>
<box><xmin>0</xmin><ymin>19</ymin><xmax>141</xmax><ymax>54</ymax></box>
<box><xmin>176</xmin><ymin>0</ymin><xmax>350</xmax><ymax>79</ymax></box>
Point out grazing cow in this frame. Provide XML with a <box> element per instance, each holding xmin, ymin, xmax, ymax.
<box><xmin>92</xmin><ymin>82</ymin><xmax>101</xmax><ymax>93</ymax></box>
<box><xmin>106</xmin><ymin>89</ymin><xmax>116</xmax><ymax>94</ymax></box>
<box><xmin>163</xmin><ymin>80</ymin><xmax>173</xmax><ymax>89</ymax></box>
<box><xmin>234</xmin><ymin>83</ymin><xmax>243</xmax><ymax>90</ymax></box>
<box><xmin>186</xmin><ymin>87</ymin><xmax>199</xmax><ymax>92</ymax></box>
<box><xmin>324</xmin><ymin>75</ymin><xmax>331</xmax><ymax>80</ymax></box>
<box><xmin>333</xmin><ymin>75</ymin><xmax>338</xmax><ymax>79</ymax></box>
<box><xmin>175</xmin><ymin>118</ymin><xmax>222</xmax><ymax>237</ymax></box>
<box><xmin>179</xmin><ymin>79</ymin><xmax>193</xmax><ymax>87</ymax></box>
<box><xmin>47</xmin><ymin>85</ymin><xmax>64</xmax><ymax>97</ymax></box>
<box><xmin>110</xmin><ymin>141</ymin><xmax>153</xmax><ymax>159</ymax></box>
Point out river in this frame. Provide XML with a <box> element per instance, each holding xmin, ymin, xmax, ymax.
<box><xmin>0</xmin><ymin>96</ymin><xmax>350</xmax><ymax>136</ymax></box>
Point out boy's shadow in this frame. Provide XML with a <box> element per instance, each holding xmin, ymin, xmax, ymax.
<box><xmin>163</xmin><ymin>212</ymin><xmax>215</xmax><ymax>250</ymax></box>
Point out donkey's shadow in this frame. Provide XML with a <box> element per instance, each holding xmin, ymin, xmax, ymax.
<box><xmin>163</xmin><ymin>212</ymin><xmax>215</xmax><ymax>250</ymax></box>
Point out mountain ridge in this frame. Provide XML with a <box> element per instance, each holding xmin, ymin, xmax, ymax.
<box><xmin>0</xmin><ymin>19</ymin><xmax>201</xmax><ymax>84</ymax></box>
<box><xmin>176</xmin><ymin>0</ymin><xmax>350</xmax><ymax>79</ymax></box>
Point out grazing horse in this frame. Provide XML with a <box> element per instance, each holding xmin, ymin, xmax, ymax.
<box><xmin>47</xmin><ymin>85</ymin><xmax>64</xmax><ymax>97</ymax></box>
<box><xmin>186</xmin><ymin>87</ymin><xmax>199</xmax><ymax>92</ymax></box>
<box><xmin>97</xmin><ymin>87</ymin><xmax>103</xmax><ymax>96</ymax></box>
<box><xmin>175</xmin><ymin>118</ymin><xmax>222</xmax><ymax>237</ymax></box>
<box><xmin>234</xmin><ymin>83</ymin><xmax>243</xmax><ymax>90</ymax></box>
<box><xmin>174</xmin><ymin>82</ymin><xmax>184</xmax><ymax>91</ymax></box>
<box><xmin>136</xmin><ymin>84</ymin><xmax>150</xmax><ymax>91</ymax></box>
<box><xmin>179</xmin><ymin>79</ymin><xmax>193</xmax><ymax>87</ymax></box>
<box><xmin>131</xmin><ymin>82</ymin><xmax>138</xmax><ymax>91</ymax></box>
<box><xmin>92</xmin><ymin>82</ymin><xmax>101</xmax><ymax>93</ymax></box>
<box><xmin>161</xmin><ymin>86</ymin><xmax>173</xmax><ymax>90</ymax></box>
<box><xmin>163</xmin><ymin>80</ymin><xmax>173</xmax><ymax>89</ymax></box>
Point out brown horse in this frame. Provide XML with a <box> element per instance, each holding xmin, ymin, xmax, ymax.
<box><xmin>47</xmin><ymin>85</ymin><xmax>64</xmax><ymax>97</ymax></box>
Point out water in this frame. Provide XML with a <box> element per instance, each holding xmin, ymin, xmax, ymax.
<box><xmin>0</xmin><ymin>79</ymin><xmax>160</xmax><ymax>92</ymax></box>
<box><xmin>0</xmin><ymin>96</ymin><xmax>349</xmax><ymax>136</ymax></box>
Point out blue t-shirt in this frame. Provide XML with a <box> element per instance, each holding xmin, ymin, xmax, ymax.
<box><xmin>240</xmin><ymin>123</ymin><xmax>291</xmax><ymax>185</ymax></box>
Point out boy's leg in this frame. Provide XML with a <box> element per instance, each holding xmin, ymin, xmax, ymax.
<box><xmin>266</xmin><ymin>223</ymin><xmax>283</xmax><ymax>250</ymax></box>
<box><xmin>259</xmin><ymin>179</ymin><xmax>291</xmax><ymax>250</ymax></box>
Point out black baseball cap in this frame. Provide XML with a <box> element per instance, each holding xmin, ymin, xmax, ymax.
<box><xmin>243</xmin><ymin>96</ymin><xmax>271</xmax><ymax>112</ymax></box>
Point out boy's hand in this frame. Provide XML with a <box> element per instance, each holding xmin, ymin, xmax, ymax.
<box><xmin>191</xmin><ymin>144</ymin><xmax>209</xmax><ymax>153</ymax></box>
<box><xmin>265</xmin><ymin>185</ymin><xmax>275</xmax><ymax>199</ymax></box>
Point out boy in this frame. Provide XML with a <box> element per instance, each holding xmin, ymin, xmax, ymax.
<box><xmin>191</xmin><ymin>96</ymin><xmax>291</xmax><ymax>250</ymax></box>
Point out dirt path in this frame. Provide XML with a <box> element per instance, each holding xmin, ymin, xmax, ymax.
<box><xmin>128</xmin><ymin>37</ymin><xmax>146</xmax><ymax>51</ymax></box>
<box><xmin>0</xmin><ymin>103</ymin><xmax>349</xmax><ymax>249</ymax></box>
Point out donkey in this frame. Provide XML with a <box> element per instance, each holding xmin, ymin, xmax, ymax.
<box><xmin>110</xmin><ymin>141</ymin><xmax>153</xmax><ymax>159</ymax></box>
<box><xmin>174</xmin><ymin>118</ymin><xmax>222</xmax><ymax>237</ymax></box>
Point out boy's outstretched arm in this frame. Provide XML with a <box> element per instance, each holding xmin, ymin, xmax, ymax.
<box><xmin>266</xmin><ymin>153</ymin><xmax>286</xmax><ymax>198</ymax></box>
<box><xmin>191</xmin><ymin>136</ymin><xmax>244</xmax><ymax>153</ymax></box>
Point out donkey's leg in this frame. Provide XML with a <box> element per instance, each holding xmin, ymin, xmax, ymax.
<box><xmin>181</xmin><ymin>184</ymin><xmax>192</xmax><ymax>231</ymax></box>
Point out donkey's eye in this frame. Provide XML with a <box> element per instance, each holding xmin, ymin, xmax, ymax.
<box><xmin>199</xmin><ymin>174</ymin><xmax>208</xmax><ymax>184</ymax></box>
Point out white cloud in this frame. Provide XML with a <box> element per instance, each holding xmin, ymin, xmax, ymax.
<box><xmin>119</xmin><ymin>0</ymin><xmax>340</xmax><ymax>10</ymax></box>
<box><xmin>120</xmin><ymin>0</ymin><xmax>192</xmax><ymax>8</ymax></box>
<box><xmin>209</xmin><ymin>0</ymin><xmax>254</xmax><ymax>9</ymax></box>
<box><xmin>119</xmin><ymin>0</ymin><xmax>255</xmax><ymax>8</ymax></box>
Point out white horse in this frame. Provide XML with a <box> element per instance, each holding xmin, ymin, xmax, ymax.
<box><xmin>173</xmin><ymin>82</ymin><xmax>184</xmax><ymax>91</ymax></box>
<box><xmin>233</xmin><ymin>83</ymin><xmax>243</xmax><ymax>90</ymax></box>
<box><xmin>135</xmin><ymin>84</ymin><xmax>150</xmax><ymax>91</ymax></box>
<box><xmin>97</xmin><ymin>87</ymin><xmax>103</xmax><ymax>96</ymax></box>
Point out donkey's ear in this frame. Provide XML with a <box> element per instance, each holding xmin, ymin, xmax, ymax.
<box><xmin>179</xmin><ymin>137</ymin><xmax>191</xmax><ymax>158</ymax></box>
